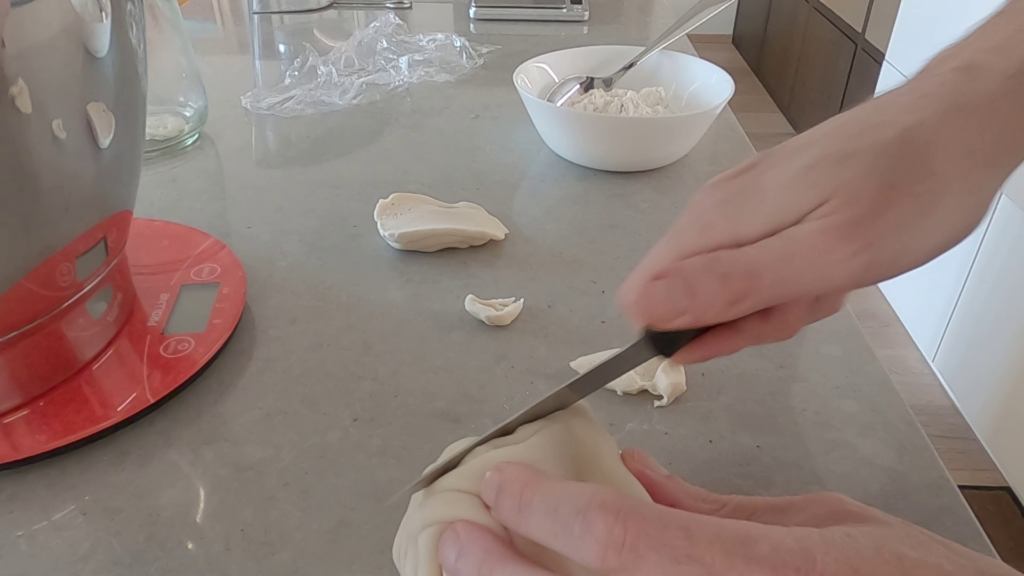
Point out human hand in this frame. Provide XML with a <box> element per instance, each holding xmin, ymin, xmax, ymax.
<box><xmin>438</xmin><ymin>448</ymin><xmax>1015</xmax><ymax>576</ymax></box>
<box><xmin>617</xmin><ymin>62</ymin><xmax>1023</xmax><ymax>364</ymax></box>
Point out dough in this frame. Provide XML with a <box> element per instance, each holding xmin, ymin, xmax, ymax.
<box><xmin>393</xmin><ymin>403</ymin><xmax>651</xmax><ymax>576</ymax></box>
<box><xmin>8</xmin><ymin>78</ymin><xmax>32</xmax><ymax>115</ymax></box>
<box><xmin>570</xmin><ymin>349</ymin><xmax>686</xmax><ymax>407</ymax></box>
<box><xmin>52</xmin><ymin>119</ymin><xmax>67</xmax><ymax>140</ymax></box>
<box><xmin>374</xmin><ymin>192</ymin><xmax>508</xmax><ymax>252</ymax></box>
<box><xmin>464</xmin><ymin>294</ymin><xmax>523</xmax><ymax>326</ymax></box>
<box><xmin>146</xmin><ymin>112</ymin><xmax>188</xmax><ymax>141</ymax></box>
<box><xmin>86</xmin><ymin>102</ymin><xmax>115</xmax><ymax>149</ymax></box>
<box><xmin>71</xmin><ymin>0</ymin><xmax>111</xmax><ymax>58</ymax></box>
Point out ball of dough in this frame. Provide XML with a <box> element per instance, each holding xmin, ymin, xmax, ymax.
<box><xmin>393</xmin><ymin>403</ymin><xmax>652</xmax><ymax>576</ymax></box>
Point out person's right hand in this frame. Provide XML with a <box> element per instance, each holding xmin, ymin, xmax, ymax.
<box><xmin>438</xmin><ymin>449</ymin><xmax>1017</xmax><ymax>576</ymax></box>
<box><xmin>617</xmin><ymin>37</ymin><xmax>1024</xmax><ymax>364</ymax></box>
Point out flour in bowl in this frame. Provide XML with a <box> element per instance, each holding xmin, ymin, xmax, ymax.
<box><xmin>565</xmin><ymin>86</ymin><xmax>671</xmax><ymax>117</ymax></box>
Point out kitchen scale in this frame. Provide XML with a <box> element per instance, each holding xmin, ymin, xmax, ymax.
<box><xmin>0</xmin><ymin>216</ymin><xmax>246</xmax><ymax>469</ymax></box>
<box><xmin>469</xmin><ymin>0</ymin><xmax>589</xmax><ymax>22</ymax></box>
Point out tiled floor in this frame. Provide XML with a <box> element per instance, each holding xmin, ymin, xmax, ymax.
<box><xmin>690</xmin><ymin>34</ymin><xmax>1024</xmax><ymax>564</ymax></box>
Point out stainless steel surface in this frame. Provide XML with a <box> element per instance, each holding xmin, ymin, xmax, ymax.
<box><xmin>0</xmin><ymin>1</ymin><xmax>995</xmax><ymax>573</ymax></box>
<box><xmin>469</xmin><ymin>0</ymin><xmax>589</xmax><ymax>22</ymax></box>
<box><xmin>0</xmin><ymin>0</ymin><xmax>146</xmax><ymax>393</ymax></box>
<box><xmin>251</xmin><ymin>0</ymin><xmax>411</xmax><ymax>15</ymax></box>
<box><xmin>396</xmin><ymin>337</ymin><xmax>656</xmax><ymax>499</ymax></box>
<box><xmin>545</xmin><ymin>0</ymin><xmax>733</xmax><ymax>105</ymax></box>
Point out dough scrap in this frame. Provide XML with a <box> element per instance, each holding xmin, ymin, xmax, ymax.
<box><xmin>570</xmin><ymin>348</ymin><xmax>687</xmax><ymax>407</ymax></box>
<box><xmin>464</xmin><ymin>294</ymin><xmax>523</xmax><ymax>326</ymax></box>
<box><xmin>8</xmin><ymin>78</ymin><xmax>32</xmax><ymax>115</ymax></box>
<box><xmin>393</xmin><ymin>403</ymin><xmax>651</xmax><ymax>576</ymax></box>
<box><xmin>86</xmin><ymin>101</ymin><xmax>115</xmax><ymax>149</ymax></box>
<box><xmin>52</xmin><ymin>119</ymin><xmax>68</xmax><ymax>140</ymax></box>
<box><xmin>374</xmin><ymin>192</ymin><xmax>509</xmax><ymax>252</ymax></box>
<box><xmin>146</xmin><ymin>112</ymin><xmax>188</xmax><ymax>141</ymax></box>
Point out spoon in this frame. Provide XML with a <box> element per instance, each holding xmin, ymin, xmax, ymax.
<box><xmin>544</xmin><ymin>0</ymin><xmax>736</xmax><ymax>107</ymax></box>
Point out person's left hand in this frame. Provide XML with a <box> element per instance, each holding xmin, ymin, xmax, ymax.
<box><xmin>437</xmin><ymin>448</ymin><xmax>1014</xmax><ymax>576</ymax></box>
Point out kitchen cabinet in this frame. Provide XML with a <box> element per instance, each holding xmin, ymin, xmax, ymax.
<box><xmin>735</xmin><ymin>0</ymin><xmax>886</xmax><ymax>132</ymax></box>
<box><xmin>935</xmin><ymin>185</ymin><xmax>1024</xmax><ymax>494</ymax></box>
<box><xmin>864</xmin><ymin>0</ymin><xmax>901</xmax><ymax>51</ymax></box>
<box><xmin>756</xmin><ymin>0</ymin><xmax>810</xmax><ymax>111</ymax></box>
<box><xmin>732</xmin><ymin>0</ymin><xmax>772</xmax><ymax>69</ymax></box>
<box><xmin>841</xmin><ymin>47</ymin><xmax>881</xmax><ymax>111</ymax></box>
<box><xmin>885</xmin><ymin>0</ymin><xmax>1006</xmax><ymax>77</ymax></box>
<box><xmin>786</xmin><ymin>4</ymin><xmax>856</xmax><ymax>131</ymax></box>
<box><xmin>879</xmin><ymin>205</ymin><xmax>994</xmax><ymax>360</ymax></box>
<box><xmin>820</xmin><ymin>0</ymin><xmax>868</xmax><ymax>30</ymax></box>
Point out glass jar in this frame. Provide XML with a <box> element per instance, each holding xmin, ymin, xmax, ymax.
<box><xmin>143</xmin><ymin>0</ymin><xmax>208</xmax><ymax>156</ymax></box>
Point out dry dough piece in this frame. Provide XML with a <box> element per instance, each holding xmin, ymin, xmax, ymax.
<box><xmin>464</xmin><ymin>294</ymin><xmax>523</xmax><ymax>326</ymax></box>
<box><xmin>374</xmin><ymin>192</ymin><xmax>509</xmax><ymax>252</ymax></box>
<box><xmin>86</xmin><ymin>101</ymin><xmax>115</xmax><ymax>149</ymax></box>
<box><xmin>71</xmin><ymin>0</ymin><xmax>112</xmax><ymax>58</ymax></box>
<box><xmin>52</xmin><ymin>119</ymin><xmax>67</xmax><ymax>140</ymax></box>
<box><xmin>394</xmin><ymin>403</ymin><xmax>651</xmax><ymax>576</ymax></box>
<box><xmin>570</xmin><ymin>348</ymin><xmax>687</xmax><ymax>407</ymax></box>
<box><xmin>8</xmin><ymin>78</ymin><xmax>32</xmax><ymax>114</ymax></box>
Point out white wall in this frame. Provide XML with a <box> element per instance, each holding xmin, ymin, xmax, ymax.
<box><xmin>693</xmin><ymin>1</ymin><xmax>736</xmax><ymax>34</ymax></box>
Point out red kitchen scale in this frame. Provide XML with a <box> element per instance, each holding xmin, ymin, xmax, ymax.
<box><xmin>0</xmin><ymin>214</ymin><xmax>246</xmax><ymax>469</ymax></box>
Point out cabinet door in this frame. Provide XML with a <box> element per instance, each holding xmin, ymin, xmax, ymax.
<box><xmin>935</xmin><ymin>181</ymin><xmax>1024</xmax><ymax>496</ymax></box>
<box><xmin>880</xmin><ymin>197</ymin><xmax>995</xmax><ymax>360</ymax></box>
<box><xmin>786</xmin><ymin>5</ymin><xmax>856</xmax><ymax>131</ymax></box>
<box><xmin>841</xmin><ymin>48</ymin><xmax>881</xmax><ymax>111</ymax></box>
<box><xmin>874</xmin><ymin>60</ymin><xmax>907</xmax><ymax>96</ymax></box>
<box><xmin>757</xmin><ymin>0</ymin><xmax>810</xmax><ymax>111</ymax></box>
<box><xmin>886</xmin><ymin>0</ymin><xmax>1005</xmax><ymax>77</ymax></box>
<box><xmin>733</xmin><ymin>0</ymin><xmax>773</xmax><ymax>70</ymax></box>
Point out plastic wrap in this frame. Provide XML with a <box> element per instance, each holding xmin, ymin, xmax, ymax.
<box><xmin>241</xmin><ymin>13</ymin><xmax>496</xmax><ymax>117</ymax></box>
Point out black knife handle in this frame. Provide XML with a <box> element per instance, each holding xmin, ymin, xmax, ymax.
<box><xmin>643</xmin><ymin>328</ymin><xmax>711</xmax><ymax>358</ymax></box>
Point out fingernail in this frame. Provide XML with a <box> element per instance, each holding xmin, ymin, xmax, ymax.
<box><xmin>632</xmin><ymin>449</ymin><xmax>670</xmax><ymax>476</ymax></box>
<box><xmin>438</xmin><ymin>526</ymin><xmax>461</xmax><ymax>572</ymax></box>
<box><xmin>481</xmin><ymin>469</ymin><xmax>498</xmax><ymax>505</ymax></box>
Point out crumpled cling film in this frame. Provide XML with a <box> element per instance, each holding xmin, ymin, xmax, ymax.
<box><xmin>241</xmin><ymin>13</ymin><xmax>497</xmax><ymax>117</ymax></box>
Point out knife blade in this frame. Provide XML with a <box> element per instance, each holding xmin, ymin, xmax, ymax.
<box><xmin>390</xmin><ymin>328</ymin><xmax>708</xmax><ymax>504</ymax></box>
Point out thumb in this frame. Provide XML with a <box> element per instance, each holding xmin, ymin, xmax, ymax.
<box><xmin>619</xmin><ymin>220</ymin><xmax>853</xmax><ymax>331</ymax></box>
<box><xmin>480</xmin><ymin>462</ymin><xmax>680</xmax><ymax>574</ymax></box>
<box><xmin>439</xmin><ymin>521</ymin><xmax>556</xmax><ymax>576</ymax></box>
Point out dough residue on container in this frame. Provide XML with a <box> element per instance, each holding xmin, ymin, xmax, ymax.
<box><xmin>373</xmin><ymin>192</ymin><xmax>509</xmax><ymax>252</ymax></box>
<box><xmin>464</xmin><ymin>294</ymin><xmax>523</xmax><ymax>326</ymax></box>
<box><xmin>146</xmin><ymin>112</ymin><xmax>188</xmax><ymax>141</ymax></box>
<box><xmin>86</xmin><ymin>101</ymin><xmax>115</xmax><ymax>149</ymax></box>
<box><xmin>52</xmin><ymin>119</ymin><xmax>67</xmax><ymax>140</ymax></box>
<box><xmin>393</xmin><ymin>403</ymin><xmax>652</xmax><ymax>576</ymax></box>
<box><xmin>566</xmin><ymin>86</ymin><xmax>671</xmax><ymax>117</ymax></box>
<box><xmin>8</xmin><ymin>78</ymin><xmax>32</xmax><ymax>115</ymax></box>
<box><xmin>570</xmin><ymin>348</ymin><xmax>687</xmax><ymax>407</ymax></box>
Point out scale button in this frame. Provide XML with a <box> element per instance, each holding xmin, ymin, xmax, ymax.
<box><xmin>160</xmin><ymin>336</ymin><xmax>195</xmax><ymax>358</ymax></box>
<box><xmin>56</xmin><ymin>263</ymin><xmax>75</xmax><ymax>287</ymax></box>
<box><xmin>190</xmin><ymin>264</ymin><xmax>221</xmax><ymax>281</ymax></box>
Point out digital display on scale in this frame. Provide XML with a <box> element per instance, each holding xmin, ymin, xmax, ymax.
<box><xmin>163</xmin><ymin>283</ymin><xmax>220</xmax><ymax>335</ymax></box>
<box><xmin>75</xmin><ymin>238</ymin><xmax>108</xmax><ymax>282</ymax></box>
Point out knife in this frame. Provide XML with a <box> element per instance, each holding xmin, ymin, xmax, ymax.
<box><xmin>390</xmin><ymin>328</ymin><xmax>708</xmax><ymax>503</ymax></box>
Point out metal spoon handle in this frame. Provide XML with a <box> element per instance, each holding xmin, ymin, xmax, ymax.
<box><xmin>605</xmin><ymin>0</ymin><xmax>736</xmax><ymax>89</ymax></box>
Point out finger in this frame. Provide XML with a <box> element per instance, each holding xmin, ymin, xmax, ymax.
<box><xmin>621</xmin><ymin>219</ymin><xmax>856</xmax><ymax>332</ymax></box>
<box><xmin>480</xmin><ymin>463</ymin><xmax>671</xmax><ymax>573</ymax></box>
<box><xmin>671</xmin><ymin>291</ymin><xmax>847</xmax><ymax>364</ymax></box>
<box><xmin>622</xmin><ymin>448</ymin><xmax>879</xmax><ymax>528</ymax></box>
<box><xmin>438</xmin><ymin>521</ymin><xmax>556</xmax><ymax>576</ymax></box>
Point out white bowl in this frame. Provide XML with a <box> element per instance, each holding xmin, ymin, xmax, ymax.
<box><xmin>513</xmin><ymin>45</ymin><xmax>735</xmax><ymax>172</ymax></box>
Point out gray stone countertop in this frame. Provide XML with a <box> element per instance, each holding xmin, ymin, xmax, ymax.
<box><xmin>0</xmin><ymin>0</ymin><xmax>992</xmax><ymax>573</ymax></box>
